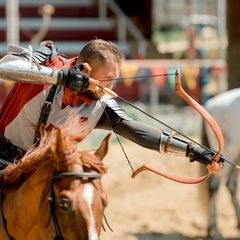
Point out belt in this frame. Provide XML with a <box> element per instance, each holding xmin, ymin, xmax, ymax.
<box><xmin>0</xmin><ymin>132</ymin><xmax>25</xmax><ymax>163</ymax></box>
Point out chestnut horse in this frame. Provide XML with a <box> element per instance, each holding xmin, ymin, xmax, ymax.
<box><xmin>0</xmin><ymin>118</ymin><xmax>110</xmax><ymax>240</ymax></box>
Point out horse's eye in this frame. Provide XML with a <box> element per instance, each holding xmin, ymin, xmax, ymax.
<box><xmin>58</xmin><ymin>197</ymin><xmax>71</xmax><ymax>211</ymax></box>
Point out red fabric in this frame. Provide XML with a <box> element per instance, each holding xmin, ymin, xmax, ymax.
<box><xmin>0</xmin><ymin>83</ymin><xmax>50</xmax><ymax>133</ymax></box>
<box><xmin>60</xmin><ymin>56</ymin><xmax>93</xmax><ymax>107</ymax></box>
<box><xmin>150</xmin><ymin>67</ymin><xmax>167</xmax><ymax>89</ymax></box>
<box><xmin>0</xmin><ymin>54</ymin><xmax>93</xmax><ymax>133</ymax></box>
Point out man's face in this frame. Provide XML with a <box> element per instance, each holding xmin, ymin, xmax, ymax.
<box><xmin>87</xmin><ymin>61</ymin><xmax>120</xmax><ymax>99</ymax></box>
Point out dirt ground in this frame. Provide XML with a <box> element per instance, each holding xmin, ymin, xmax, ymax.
<box><xmin>79</xmin><ymin>105</ymin><xmax>240</xmax><ymax>240</ymax></box>
<box><xmin>98</xmin><ymin>140</ymin><xmax>240</xmax><ymax>240</ymax></box>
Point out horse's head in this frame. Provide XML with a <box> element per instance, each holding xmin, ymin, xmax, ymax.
<box><xmin>49</xmin><ymin>128</ymin><xmax>110</xmax><ymax>240</ymax></box>
<box><xmin>1</xmin><ymin>114</ymin><xmax>110</xmax><ymax>240</ymax></box>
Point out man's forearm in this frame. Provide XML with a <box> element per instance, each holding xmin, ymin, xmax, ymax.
<box><xmin>96</xmin><ymin>108</ymin><xmax>214</xmax><ymax>165</ymax></box>
<box><xmin>0</xmin><ymin>56</ymin><xmax>90</xmax><ymax>93</ymax></box>
<box><xmin>0</xmin><ymin>59</ymin><xmax>60</xmax><ymax>85</ymax></box>
<box><xmin>97</xmin><ymin>109</ymin><xmax>187</xmax><ymax>154</ymax></box>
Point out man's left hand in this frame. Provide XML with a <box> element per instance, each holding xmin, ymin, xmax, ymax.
<box><xmin>207</xmin><ymin>161</ymin><xmax>224</xmax><ymax>174</ymax></box>
<box><xmin>188</xmin><ymin>144</ymin><xmax>224</xmax><ymax>174</ymax></box>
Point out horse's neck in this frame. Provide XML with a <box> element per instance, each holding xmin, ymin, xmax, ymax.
<box><xmin>1</xmin><ymin>160</ymin><xmax>55</xmax><ymax>239</ymax></box>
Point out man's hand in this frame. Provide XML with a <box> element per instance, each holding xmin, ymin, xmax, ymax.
<box><xmin>188</xmin><ymin>144</ymin><xmax>224</xmax><ymax>174</ymax></box>
<box><xmin>207</xmin><ymin>161</ymin><xmax>224</xmax><ymax>174</ymax></box>
<box><xmin>57</xmin><ymin>64</ymin><xmax>98</xmax><ymax>93</ymax></box>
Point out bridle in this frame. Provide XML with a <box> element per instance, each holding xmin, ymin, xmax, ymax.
<box><xmin>0</xmin><ymin>171</ymin><xmax>102</xmax><ymax>240</ymax></box>
<box><xmin>47</xmin><ymin>171</ymin><xmax>102</xmax><ymax>240</ymax></box>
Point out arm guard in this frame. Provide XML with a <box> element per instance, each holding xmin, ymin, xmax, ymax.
<box><xmin>0</xmin><ymin>59</ymin><xmax>89</xmax><ymax>93</ymax></box>
<box><xmin>0</xmin><ymin>59</ymin><xmax>63</xmax><ymax>85</ymax></box>
<box><xmin>160</xmin><ymin>131</ymin><xmax>213</xmax><ymax>165</ymax></box>
<box><xmin>160</xmin><ymin>131</ymin><xmax>189</xmax><ymax>157</ymax></box>
<box><xmin>0</xmin><ymin>44</ymin><xmax>68</xmax><ymax>86</ymax></box>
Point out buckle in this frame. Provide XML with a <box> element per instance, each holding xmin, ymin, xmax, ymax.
<box><xmin>41</xmin><ymin>100</ymin><xmax>52</xmax><ymax>109</ymax></box>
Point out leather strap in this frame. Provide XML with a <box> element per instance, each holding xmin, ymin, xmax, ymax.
<box><xmin>34</xmin><ymin>85</ymin><xmax>57</xmax><ymax>143</ymax></box>
<box><xmin>0</xmin><ymin>132</ymin><xmax>25</xmax><ymax>162</ymax></box>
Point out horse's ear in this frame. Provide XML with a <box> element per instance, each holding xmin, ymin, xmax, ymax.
<box><xmin>51</xmin><ymin>128</ymin><xmax>66</xmax><ymax>163</ymax></box>
<box><xmin>94</xmin><ymin>133</ymin><xmax>111</xmax><ymax>160</ymax></box>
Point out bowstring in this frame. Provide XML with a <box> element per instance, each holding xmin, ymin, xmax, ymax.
<box><xmin>109</xmin><ymin>73</ymin><xmax>240</xmax><ymax>169</ymax></box>
<box><xmin>99</xmin><ymin>72</ymin><xmax>211</xmax><ymax>147</ymax></box>
<box><xmin>93</xmin><ymin>71</ymin><xmax>240</xmax><ymax>173</ymax></box>
<box><xmin>98</xmin><ymin>99</ymin><xmax>135</xmax><ymax>174</ymax></box>
<box><xmin>96</xmin><ymin>73</ymin><xmax>176</xmax><ymax>173</ymax></box>
<box><xmin>97</xmin><ymin>73</ymin><xmax>175</xmax><ymax>82</ymax></box>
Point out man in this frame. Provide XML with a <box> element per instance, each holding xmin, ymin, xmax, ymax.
<box><xmin>0</xmin><ymin>39</ymin><xmax>222</xmax><ymax>174</ymax></box>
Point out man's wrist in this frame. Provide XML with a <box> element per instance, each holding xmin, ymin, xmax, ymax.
<box><xmin>188</xmin><ymin>144</ymin><xmax>213</xmax><ymax>165</ymax></box>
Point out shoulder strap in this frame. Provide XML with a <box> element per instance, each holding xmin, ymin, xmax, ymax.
<box><xmin>33</xmin><ymin>41</ymin><xmax>70</xmax><ymax>144</ymax></box>
<box><xmin>34</xmin><ymin>85</ymin><xmax>57</xmax><ymax>143</ymax></box>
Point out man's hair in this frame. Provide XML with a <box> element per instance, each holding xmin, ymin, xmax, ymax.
<box><xmin>76</xmin><ymin>39</ymin><xmax>125</xmax><ymax>68</ymax></box>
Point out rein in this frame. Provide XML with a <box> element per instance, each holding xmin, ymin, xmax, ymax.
<box><xmin>0</xmin><ymin>184</ymin><xmax>12</xmax><ymax>240</ymax></box>
<box><xmin>0</xmin><ymin>171</ymin><xmax>102</xmax><ymax>240</ymax></box>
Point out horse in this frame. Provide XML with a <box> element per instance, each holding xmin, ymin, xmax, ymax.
<box><xmin>201</xmin><ymin>88</ymin><xmax>240</xmax><ymax>239</ymax></box>
<box><xmin>0</xmin><ymin>116</ymin><xmax>111</xmax><ymax>240</ymax></box>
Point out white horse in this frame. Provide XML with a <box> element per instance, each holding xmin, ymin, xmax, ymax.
<box><xmin>201</xmin><ymin>88</ymin><xmax>240</xmax><ymax>239</ymax></box>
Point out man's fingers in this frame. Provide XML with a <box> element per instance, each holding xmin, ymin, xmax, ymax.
<box><xmin>82</xmin><ymin>63</ymin><xmax>91</xmax><ymax>72</ymax></box>
<box><xmin>87</xmin><ymin>78</ymin><xmax>99</xmax><ymax>91</ymax></box>
<box><xmin>207</xmin><ymin>161</ymin><xmax>223</xmax><ymax>174</ymax></box>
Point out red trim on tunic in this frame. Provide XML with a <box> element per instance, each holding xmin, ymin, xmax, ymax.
<box><xmin>0</xmin><ymin>55</ymin><xmax>93</xmax><ymax>133</ymax></box>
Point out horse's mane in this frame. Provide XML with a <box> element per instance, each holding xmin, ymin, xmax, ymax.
<box><xmin>4</xmin><ymin>114</ymin><xmax>107</xmax><ymax>185</ymax></box>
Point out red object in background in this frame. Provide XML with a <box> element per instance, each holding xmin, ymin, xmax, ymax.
<box><xmin>113</xmin><ymin>81</ymin><xmax>140</xmax><ymax>102</ymax></box>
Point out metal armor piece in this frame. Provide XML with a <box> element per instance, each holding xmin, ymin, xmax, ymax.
<box><xmin>0</xmin><ymin>59</ymin><xmax>60</xmax><ymax>85</ymax></box>
<box><xmin>106</xmin><ymin>98</ymin><xmax>132</xmax><ymax>121</ymax></box>
<box><xmin>160</xmin><ymin>131</ymin><xmax>189</xmax><ymax>157</ymax></box>
<box><xmin>32</xmin><ymin>46</ymin><xmax>52</xmax><ymax>64</ymax></box>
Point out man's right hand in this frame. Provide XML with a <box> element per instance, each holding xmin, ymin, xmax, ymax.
<box><xmin>57</xmin><ymin>64</ymin><xmax>91</xmax><ymax>93</ymax></box>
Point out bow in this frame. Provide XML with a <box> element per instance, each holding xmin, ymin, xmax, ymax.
<box><xmin>129</xmin><ymin>69</ymin><xmax>223</xmax><ymax>184</ymax></box>
<box><xmin>97</xmin><ymin>69</ymin><xmax>232</xmax><ymax>184</ymax></box>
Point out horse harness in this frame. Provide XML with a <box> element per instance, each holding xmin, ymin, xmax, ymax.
<box><xmin>46</xmin><ymin>171</ymin><xmax>102</xmax><ymax>240</ymax></box>
<box><xmin>0</xmin><ymin>171</ymin><xmax>102</xmax><ymax>240</ymax></box>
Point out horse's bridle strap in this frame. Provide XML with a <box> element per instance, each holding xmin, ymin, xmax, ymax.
<box><xmin>49</xmin><ymin>170</ymin><xmax>102</xmax><ymax>240</ymax></box>
<box><xmin>53</xmin><ymin>172</ymin><xmax>102</xmax><ymax>179</ymax></box>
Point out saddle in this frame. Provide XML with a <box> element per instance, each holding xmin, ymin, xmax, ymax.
<box><xmin>0</xmin><ymin>132</ymin><xmax>25</xmax><ymax>164</ymax></box>
<box><xmin>0</xmin><ymin>133</ymin><xmax>20</xmax><ymax>185</ymax></box>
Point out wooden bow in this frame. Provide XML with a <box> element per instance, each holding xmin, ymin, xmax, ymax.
<box><xmin>131</xmin><ymin>68</ymin><xmax>224</xmax><ymax>184</ymax></box>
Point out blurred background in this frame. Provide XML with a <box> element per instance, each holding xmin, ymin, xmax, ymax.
<box><xmin>1</xmin><ymin>2</ymin><xmax>240</xmax><ymax>239</ymax></box>
<box><xmin>1</xmin><ymin>0</ymin><xmax>237</xmax><ymax>111</ymax></box>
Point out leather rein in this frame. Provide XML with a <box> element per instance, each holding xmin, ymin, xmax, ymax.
<box><xmin>0</xmin><ymin>171</ymin><xmax>102</xmax><ymax>240</ymax></box>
